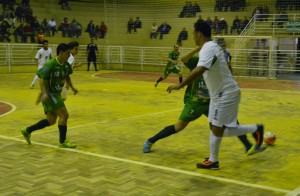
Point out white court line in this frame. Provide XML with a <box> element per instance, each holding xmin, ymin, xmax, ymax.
<box><xmin>0</xmin><ymin>101</ymin><xmax>17</xmax><ymax>117</ymax></box>
<box><xmin>285</xmin><ymin>186</ymin><xmax>300</xmax><ymax>196</ymax></box>
<box><xmin>0</xmin><ymin>134</ymin><xmax>291</xmax><ymax>194</ymax></box>
<box><xmin>31</xmin><ymin>109</ymin><xmax>181</xmax><ymax>135</ymax></box>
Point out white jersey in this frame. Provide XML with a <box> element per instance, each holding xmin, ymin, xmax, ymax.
<box><xmin>35</xmin><ymin>48</ymin><xmax>52</xmax><ymax>67</ymax></box>
<box><xmin>197</xmin><ymin>41</ymin><xmax>239</xmax><ymax>101</ymax></box>
<box><xmin>67</xmin><ymin>54</ymin><xmax>75</xmax><ymax>67</ymax></box>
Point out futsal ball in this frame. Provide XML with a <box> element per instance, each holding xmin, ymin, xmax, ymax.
<box><xmin>264</xmin><ymin>132</ymin><xmax>276</xmax><ymax>145</ymax></box>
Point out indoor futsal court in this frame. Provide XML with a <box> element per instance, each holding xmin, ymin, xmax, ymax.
<box><xmin>0</xmin><ymin>70</ymin><xmax>299</xmax><ymax>195</ymax></box>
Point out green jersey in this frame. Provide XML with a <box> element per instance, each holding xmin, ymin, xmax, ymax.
<box><xmin>183</xmin><ymin>56</ymin><xmax>209</xmax><ymax>104</ymax></box>
<box><xmin>37</xmin><ymin>57</ymin><xmax>73</xmax><ymax>94</ymax></box>
<box><xmin>166</xmin><ymin>50</ymin><xmax>180</xmax><ymax>68</ymax></box>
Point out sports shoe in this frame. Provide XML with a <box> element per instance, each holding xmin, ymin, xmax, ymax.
<box><xmin>30</xmin><ymin>84</ymin><xmax>34</xmax><ymax>89</ymax></box>
<box><xmin>196</xmin><ymin>159</ymin><xmax>220</xmax><ymax>170</ymax></box>
<box><xmin>253</xmin><ymin>124</ymin><xmax>264</xmax><ymax>148</ymax></box>
<box><xmin>154</xmin><ymin>82</ymin><xmax>158</xmax><ymax>87</ymax></box>
<box><xmin>246</xmin><ymin>144</ymin><xmax>267</xmax><ymax>155</ymax></box>
<box><xmin>143</xmin><ymin>140</ymin><xmax>153</xmax><ymax>153</ymax></box>
<box><xmin>21</xmin><ymin>127</ymin><xmax>31</xmax><ymax>145</ymax></box>
<box><xmin>59</xmin><ymin>140</ymin><xmax>76</xmax><ymax>148</ymax></box>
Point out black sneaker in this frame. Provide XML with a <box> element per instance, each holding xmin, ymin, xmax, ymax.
<box><xmin>196</xmin><ymin>159</ymin><xmax>219</xmax><ymax>170</ymax></box>
<box><xmin>253</xmin><ymin>124</ymin><xmax>264</xmax><ymax>148</ymax></box>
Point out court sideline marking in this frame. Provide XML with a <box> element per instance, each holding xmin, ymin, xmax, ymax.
<box><xmin>31</xmin><ymin>109</ymin><xmax>181</xmax><ymax>135</ymax></box>
<box><xmin>0</xmin><ymin>134</ymin><xmax>291</xmax><ymax>194</ymax></box>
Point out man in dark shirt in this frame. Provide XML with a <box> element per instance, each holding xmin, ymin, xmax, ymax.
<box><xmin>86</xmin><ymin>38</ymin><xmax>99</xmax><ymax>71</ymax></box>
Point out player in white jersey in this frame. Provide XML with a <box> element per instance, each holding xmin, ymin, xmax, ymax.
<box><xmin>31</xmin><ymin>40</ymin><xmax>52</xmax><ymax>88</ymax></box>
<box><xmin>61</xmin><ymin>41</ymin><xmax>82</xmax><ymax>100</ymax></box>
<box><xmin>167</xmin><ymin>21</ymin><xmax>266</xmax><ymax>169</ymax></box>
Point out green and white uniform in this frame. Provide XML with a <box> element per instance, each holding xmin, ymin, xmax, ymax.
<box><xmin>164</xmin><ymin>50</ymin><xmax>181</xmax><ymax>76</ymax></box>
<box><xmin>37</xmin><ymin>57</ymin><xmax>73</xmax><ymax>114</ymax></box>
<box><xmin>179</xmin><ymin>57</ymin><xmax>210</xmax><ymax>122</ymax></box>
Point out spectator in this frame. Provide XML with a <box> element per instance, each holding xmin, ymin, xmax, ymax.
<box><xmin>15</xmin><ymin>3</ymin><xmax>25</xmax><ymax>23</ymax></box>
<box><xmin>60</xmin><ymin>0</ymin><xmax>71</xmax><ymax>10</ymax></box>
<box><xmin>177</xmin><ymin>27</ymin><xmax>188</xmax><ymax>46</ymax></box>
<box><xmin>40</xmin><ymin>18</ymin><xmax>49</xmax><ymax>36</ymax></box>
<box><xmin>23</xmin><ymin>4</ymin><xmax>33</xmax><ymax>23</ymax></box>
<box><xmin>205</xmin><ymin>16</ymin><xmax>213</xmax><ymax>28</ymax></box>
<box><xmin>230</xmin><ymin>16</ymin><xmax>241</xmax><ymax>34</ymax></box>
<box><xmin>31</xmin><ymin>16</ymin><xmax>40</xmax><ymax>34</ymax></box>
<box><xmin>193</xmin><ymin>1</ymin><xmax>201</xmax><ymax>13</ymax></box>
<box><xmin>158</xmin><ymin>21</ymin><xmax>171</xmax><ymax>39</ymax></box>
<box><xmin>60</xmin><ymin>17</ymin><xmax>71</xmax><ymax>37</ymax></box>
<box><xmin>218</xmin><ymin>18</ymin><xmax>228</xmax><ymax>34</ymax></box>
<box><xmin>150</xmin><ymin>22</ymin><xmax>158</xmax><ymax>39</ymax></box>
<box><xmin>21</xmin><ymin>0</ymin><xmax>29</xmax><ymax>7</ymax></box>
<box><xmin>70</xmin><ymin>19</ymin><xmax>82</xmax><ymax>38</ymax></box>
<box><xmin>241</xmin><ymin>16</ymin><xmax>249</xmax><ymax>31</ymax></box>
<box><xmin>134</xmin><ymin>17</ymin><xmax>142</xmax><ymax>29</ymax></box>
<box><xmin>86</xmin><ymin>20</ymin><xmax>95</xmax><ymax>38</ymax></box>
<box><xmin>197</xmin><ymin>15</ymin><xmax>204</xmax><ymax>23</ymax></box>
<box><xmin>36</xmin><ymin>29</ymin><xmax>45</xmax><ymax>44</ymax></box>
<box><xmin>47</xmin><ymin>18</ymin><xmax>57</xmax><ymax>36</ymax></box>
<box><xmin>13</xmin><ymin>23</ymin><xmax>25</xmax><ymax>42</ymax></box>
<box><xmin>99</xmin><ymin>21</ymin><xmax>107</xmax><ymax>38</ymax></box>
<box><xmin>127</xmin><ymin>17</ymin><xmax>135</xmax><ymax>33</ymax></box>
<box><xmin>0</xmin><ymin>20</ymin><xmax>11</xmax><ymax>42</ymax></box>
<box><xmin>277</xmin><ymin>10</ymin><xmax>288</xmax><ymax>28</ymax></box>
<box><xmin>23</xmin><ymin>22</ymin><xmax>35</xmax><ymax>42</ymax></box>
<box><xmin>212</xmin><ymin>16</ymin><xmax>220</xmax><ymax>34</ymax></box>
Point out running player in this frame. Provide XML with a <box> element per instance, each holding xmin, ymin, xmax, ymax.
<box><xmin>61</xmin><ymin>41</ymin><xmax>81</xmax><ymax>101</ymax></box>
<box><xmin>144</xmin><ymin>46</ymin><xmax>258</xmax><ymax>155</ymax></box>
<box><xmin>154</xmin><ymin>44</ymin><xmax>182</xmax><ymax>87</ymax></box>
<box><xmin>167</xmin><ymin>21</ymin><xmax>266</xmax><ymax>169</ymax></box>
<box><xmin>30</xmin><ymin>40</ymin><xmax>52</xmax><ymax>89</ymax></box>
<box><xmin>21</xmin><ymin>43</ymin><xmax>78</xmax><ymax>148</ymax></box>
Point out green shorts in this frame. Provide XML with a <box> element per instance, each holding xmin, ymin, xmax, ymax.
<box><xmin>42</xmin><ymin>93</ymin><xmax>65</xmax><ymax>114</ymax></box>
<box><xmin>179</xmin><ymin>100</ymin><xmax>209</xmax><ymax>123</ymax></box>
<box><xmin>164</xmin><ymin>66</ymin><xmax>181</xmax><ymax>77</ymax></box>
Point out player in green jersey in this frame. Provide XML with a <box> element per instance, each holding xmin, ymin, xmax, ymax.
<box><xmin>144</xmin><ymin>46</ymin><xmax>255</xmax><ymax>154</ymax></box>
<box><xmin>21</xmin><ymin>43</ymin><xmax>78</xmax><ymax>148</ymax></box>
<box><xmin>154</xmin><ymin>44</ymin><xmax>183</xmax><ymax>87</ymax></box>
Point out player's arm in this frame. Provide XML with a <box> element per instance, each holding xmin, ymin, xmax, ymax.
<box><xmin>66</xmin><ymin>76</ymin><xmax>78</xmax><ymax>95</ymax></box>
<box><xmin>181</xmin><ymin>46</ymin><xmax>201</xmax><ymax>63</ymax></box>
<box><xmin>36</xmin><ymin>78</ymin><xmax>48</xmax><ymax>104</ymax></box>
<box><xmin>167</xmin><ymin>66</ymin><xmax>207</xmax><ymax>93</ymax></box>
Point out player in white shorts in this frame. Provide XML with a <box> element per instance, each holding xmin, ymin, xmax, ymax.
<box><xmin>31</xmin><ymin>40</ymin><xmax>52</xmax><ymax>89</ymax></box>
<box><xmin>61</xmin><ymin>41</ymin><xmax>82</xmax><ymax>100</ymax></box>
<box><xmin>167</xmin><ymin>21</ymin><xmax>266</xmax><ymax>169</ymax></box>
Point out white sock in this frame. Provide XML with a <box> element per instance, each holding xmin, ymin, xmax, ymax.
<box><xmin>32</xmin><ymin>75</ymin><xmax>39</xmax><ymax>85</ymax></box>
<box><xmin>209</xmin><ymin>130</ymin><xmax>222</xmax><ymax>163</ymax></box>
<box><xmin>223</xmin><ymin>125</ymin><xmax>257</xmax><ymax>137</ymax></box>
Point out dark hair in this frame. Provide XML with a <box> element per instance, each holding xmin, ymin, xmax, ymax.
<box><xmin>56</xmin><ymin>43</ymin><xmax>69</xmax><ymax>55</ymax></box>
<box><xmin>43</xmin><ymin>40</ymin><xmax>48</xmax><ymax>44</ymax></box>
<box><xmin>68</xmin><ymin>41</ymin><xmax>79</xmax><ymax>49</ymax></box>
<box><xmin>194</xmin><ymin>20</ymin><xmax>211</xmax><ymax>37</ymax></box>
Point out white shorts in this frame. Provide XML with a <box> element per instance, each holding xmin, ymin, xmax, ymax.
<box><xmin>208</xmin><ymin>90</ymin><xmax>240</xmax><ymax>127</ymax></box>
<box><xmin>60</xmin><ymin>83</ymin><xmax>68</xmax><ymax>100</ymax></box>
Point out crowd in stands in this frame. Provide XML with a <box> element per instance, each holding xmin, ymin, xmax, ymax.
<box><xmin>179</xmin><ymin>1</ymin><xmax>201</xmax><ymax>18</ymax></box>
<box><xmin>127</xmin><ymin>17</ymin><xmax>142</xmax><ymax>33</ymax></box>
<box><xmin>0</xmin><ymin>0</ymin><xmax>108</xmax><ymax>43</ymax></box>
<box><xmin>214</xmin><ymin>0</ymin><xmax>246</xmax><ymax>12</ymax></box>
<box><xmin>276</xmin><ymin>0</ymin><xmax>300</xmax><ymax>11</ymax></box>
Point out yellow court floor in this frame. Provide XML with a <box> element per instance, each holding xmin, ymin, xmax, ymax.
<box><xmin>0</xmin><ymin>71</ymin><xmax>300</xmax><ymax>195</ymax></box>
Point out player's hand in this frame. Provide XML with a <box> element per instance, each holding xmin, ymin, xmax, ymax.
<box><xmin>72</xmin><ymin>88</ymin><xmax>78</xmax><ymax>95</ymax></box>
<box><xmin>36</xmin><ymin>93</ymin><xmax>48</xmax><ymax>105</ymax></box>
<box><xmin>167</xmin><ymin>84</ymin><xmax>181</xmax><ymax>93</ymax></box>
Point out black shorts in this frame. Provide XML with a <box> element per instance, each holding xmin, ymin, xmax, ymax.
<box><xmin>88</xmin><ymin>55</ymin><xmax>96</xmax><ymax>62</ymax></box>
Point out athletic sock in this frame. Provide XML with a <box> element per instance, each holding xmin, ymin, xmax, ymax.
<box><xmin>156</xmin><ymin>77</ymin><xmax>163</xmax><ymax>84</ymax></box>
<box><xmin>148</xmin><ymin>125</ymin><xmax>176</xmax><ymax>143</ymax></box>
<box><xmin>179</xmin><ymin>76</ymin><xmax>183</xmax><ymax>83</ymax></box>
<box><xmin>27</xmin><ymin>119</ymin><xmax>50</xmax><ymax>133</ymax></box>
<box><xmin>209</xmin><ymin>131</ymin><xmax>222</xmax><ymax>163</ymax></box>
<box><xmin>58</xmin><ymin>125</ymin><xmax>67</xmax><ymax>143</ymax></box>
<box><xmin>237</xmin><ymin>135</ymin><xmax>252</xmax><ymax>150</ymax></box>
<box><xmin>223</xmin><ymin>125</ymin><xmax>257</xmax><ymax>137</ymax></box>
